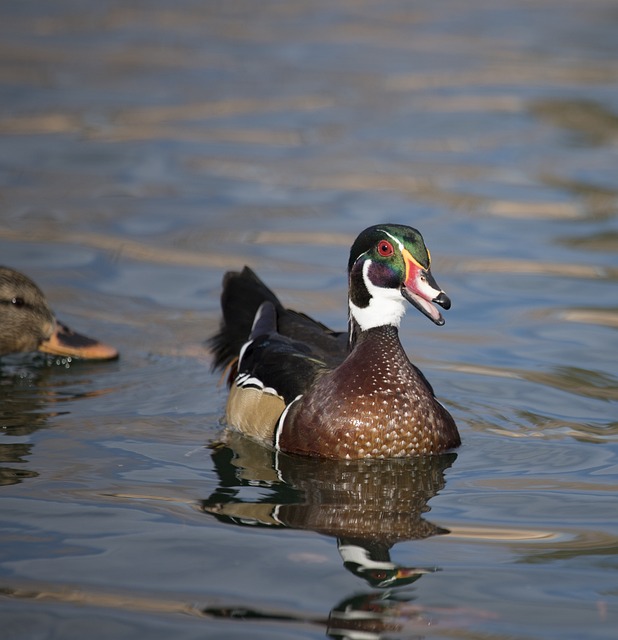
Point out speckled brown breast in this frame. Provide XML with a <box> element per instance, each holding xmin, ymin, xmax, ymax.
<box><xmin>278</xmin><ymin>325</ymin><xmax>460</xmax><ymax>459</ymax></box>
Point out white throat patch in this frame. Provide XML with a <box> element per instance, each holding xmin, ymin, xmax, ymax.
<box><xmin>348</xmin><ymin>259</ymin><xmax>406</xmax><ymax>331</ymax></box>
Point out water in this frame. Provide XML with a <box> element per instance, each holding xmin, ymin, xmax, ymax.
<box><xmin>1</xmin><ymin>1</ymin><xmax>617</xmax><ymax>638</ymax></box>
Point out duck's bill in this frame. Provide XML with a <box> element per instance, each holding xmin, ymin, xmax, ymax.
<box><xmin>402</xmin><ymin>267</ymin><xmax>451</xmax><ymax>326</ymax></box>
<box><xmin>38</xmin><ymin>320</ymin><xmax>119</xmax><ymax>361</ymax></box>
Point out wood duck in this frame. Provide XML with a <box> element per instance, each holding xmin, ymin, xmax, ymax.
<box><xmin>0</xmin><ymin>266</ymin><xmax>118</xmax><ymax>360</ymax></box>
<box><xmin>209</xmin><ymin>224</ymin><xmax>460</xmax><ymax>458</ymax></box>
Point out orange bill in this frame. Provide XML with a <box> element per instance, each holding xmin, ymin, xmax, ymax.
<box><xmin>39</xmin><ymin>320</ymin><xmax>119</xmax><ymax>361</ymax></box>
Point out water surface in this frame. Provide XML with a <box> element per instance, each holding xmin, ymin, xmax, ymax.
<box><xmin>1</xmin><ymin>1</ymin><xmax>617</xmax><ymax>638</ymax></box>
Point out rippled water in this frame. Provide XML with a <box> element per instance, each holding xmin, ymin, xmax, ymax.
<box><xmin>1</xmin><ymin>1</ymin><xmax>617</xmax><ymax>638</ymax></box>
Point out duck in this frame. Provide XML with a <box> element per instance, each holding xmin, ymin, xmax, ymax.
<box><xmin>209</xmin><ymin>223</ymin><xmax>460</xmax><ymax>459</ymax></box>
<box><xmin>0</xmin><ymin>266</ymin><xmax>118</xmax><ymax>360</ymax></box>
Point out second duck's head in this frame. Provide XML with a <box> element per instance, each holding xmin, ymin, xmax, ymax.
<box><xmin>0</xmin><ymin>266</ymin><xmax>118</xmax><ymax>361</ymax></box>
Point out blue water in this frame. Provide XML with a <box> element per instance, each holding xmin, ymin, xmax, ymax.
<box><xmin>1</xmin><ymin>1</ymin><xmax>617</xmax><ymax>638</ymax></box>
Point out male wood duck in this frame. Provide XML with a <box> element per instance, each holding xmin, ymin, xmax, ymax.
<box><xmin>0</xmin><ymin>266</ymin><xmax>118</xmax><ymax>360</ymax></box>
<box><xmin>209</xmin><ymin>223</ymin><xmax>460</xmax><ymax>458</ymax></box>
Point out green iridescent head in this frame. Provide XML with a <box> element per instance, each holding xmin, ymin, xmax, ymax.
<box><xmin>347</xmin><ymin>224</ymin><xmax>450</xmax><ymax>331</ymax></box>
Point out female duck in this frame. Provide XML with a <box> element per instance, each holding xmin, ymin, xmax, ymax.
<box><xmin>0</xmin><ymin>266</ymin><xmax>118</xmax><ymax>360</ymax></box>
<box><xmin>210</xmin><ymin>224</ymin><xmax>460</xmax><ymax>459</ymax></box>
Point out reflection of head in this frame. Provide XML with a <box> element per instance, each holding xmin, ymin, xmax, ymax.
<box><xmin>338</xmin><ymin>539</ymin><xmax>439</xmax><ymax>589</ymax></box>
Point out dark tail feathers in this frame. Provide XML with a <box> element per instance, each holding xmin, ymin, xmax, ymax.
<box><xmin>208</xmin><ymin>267</ymin><xmax>282</xmax><ymax>371</ymax></box>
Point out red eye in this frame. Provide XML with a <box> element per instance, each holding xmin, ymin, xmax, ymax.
<box><xmin>377</xmin><ymin>240</ymin><xmax>394</xmax><ymax>257</ymax></box>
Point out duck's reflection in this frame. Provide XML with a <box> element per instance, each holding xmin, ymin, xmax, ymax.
<box><xmin>0</xmin><ymin>356</ymin><xmax>116</xmax><ymax>486</ymax></box>
<box><xmin>200</xmin><ymin>432</ymin><xmax>456</xmax><ymax>638</ymax></box>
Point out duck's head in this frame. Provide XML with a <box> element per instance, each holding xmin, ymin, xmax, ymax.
<box><xmin>338</xmin><ymin>541</ymin><xmax>434</xmax><ymax>588</ymax></box>
<box><xmin>347</xmin><ymin>224</ymin><xmax>451</xmax><ymax>333</ymax></box>
<box><xmin>0</xmin><ymin>266</ymin><xmax>118</xmax><ymax>361</ymax></box>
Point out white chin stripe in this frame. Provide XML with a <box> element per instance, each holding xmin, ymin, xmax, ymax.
<box><xmin>349</xmin><ymin>260</ymin><xmax>406</xmax><ymax>331</ymax></box>
<box><xmin>349</xmin><ymin>297</ymin><xmax>405</xmax><ymax>331</ymax></box>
